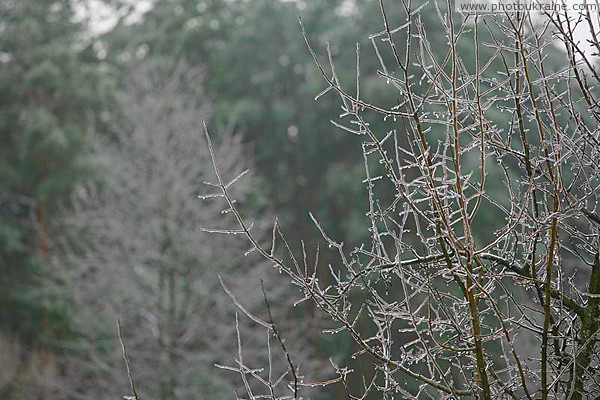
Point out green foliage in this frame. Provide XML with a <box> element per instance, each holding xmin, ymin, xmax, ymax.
<box><xmin>0</xmin><ymin>0</ymin><xmax>115</xmax><ymax>348</ymax></box>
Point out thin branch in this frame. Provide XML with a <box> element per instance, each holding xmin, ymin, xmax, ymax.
<box><xmin>117</xmin><ymin>319</ymin><xmax>141</xmax><ymax>400</ymax></box>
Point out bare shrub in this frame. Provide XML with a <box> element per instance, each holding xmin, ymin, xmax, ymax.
<box><xmin>204</xmin><ymin>2</ymin><xmax>600</xmax><ymax>399</ymax></box>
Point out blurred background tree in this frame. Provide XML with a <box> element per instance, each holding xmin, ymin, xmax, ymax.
<box><xmin>0</xmin><ymin>0</ymin><xmax>116</xmax><ymax>397</ymax></box>
<box><xmin>54</xmin><ymin>59</ymin><xmax>325</xmax><ymax>400</ymax></box>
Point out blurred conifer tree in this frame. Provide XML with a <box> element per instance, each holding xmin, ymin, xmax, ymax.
<box><xmin>0</xmin><ymin>0</ymin><xmax>115</xmax><ymax>395</ymax></box>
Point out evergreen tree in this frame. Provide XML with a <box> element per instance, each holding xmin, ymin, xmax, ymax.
<box><xmin>0</xmin><ymin>0</ymin><xmax>115</xmax><ymax>396</ymax></box>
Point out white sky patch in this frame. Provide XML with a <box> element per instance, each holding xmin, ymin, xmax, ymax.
<box><xmin>336</xmin><ymin>0</ymin><xmax>358</xmax><ymax>16</ymax></box>
<box><xmin>74</xmin><ymin>0</ymin><xmax>154</xmax><ymax>36</ymax></box>
<box><xmin>568</xmin><ymin>9</ymin><xmax>600</xmax><ymax>57</ymax></box>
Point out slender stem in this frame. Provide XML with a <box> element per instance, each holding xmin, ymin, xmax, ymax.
<box><xmin>117</xmin><ymin>319</ymin><xmax>141</xmax><ymax>400</ymax></box>
<box><xmin>570</xmin><ymin>253</ymin><xmax>600</xmax><ymax>400</ymax></box>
